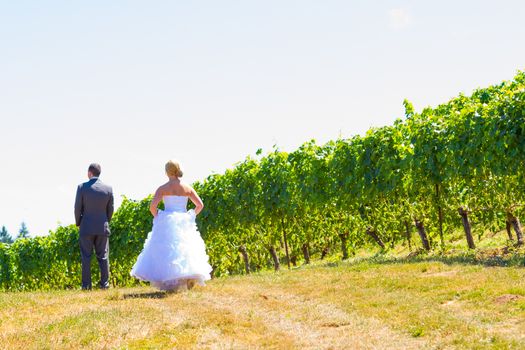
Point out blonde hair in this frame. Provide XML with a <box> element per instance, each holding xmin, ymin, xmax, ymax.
<box><xmin>165</xmin><ymin>160</ymin><xmax>183</xmax><ymax>177</ymax></box>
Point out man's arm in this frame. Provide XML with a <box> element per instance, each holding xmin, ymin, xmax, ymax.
<box><xmin>107</xmin><ymin>188</ymin><xmax>114</xmax><ymax>222</ymax></box>
<box><xmin>74</xmin><ymin>185</ymin><xmax>83</xmax><ymax>226</ymax></box>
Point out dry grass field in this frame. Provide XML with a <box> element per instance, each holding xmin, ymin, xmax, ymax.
<box><xmin>2</xmin><ymin>256</ymin><xmax>525</xmax><ymax>349</ymax></box>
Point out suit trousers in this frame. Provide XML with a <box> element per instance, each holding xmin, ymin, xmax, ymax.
<box><xmin>79</xmin><ymin>234</ymin><xmax>110</xmax><ymax>289</ymax></box>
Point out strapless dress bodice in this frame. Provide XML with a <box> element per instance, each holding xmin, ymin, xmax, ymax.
<box><xmin>163</xmin><ymin>195</ymin><xmax>188</xmax><ymax>212</ymax></box>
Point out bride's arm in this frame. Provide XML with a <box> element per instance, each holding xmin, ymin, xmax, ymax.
<box><xmin>150</xmin><ymin>187</ymin><xmax>163</xmax><ymax>217</ymax></box>
<box><xmin>188</xmin><ymin>188</ymin><xmax>204</xmax><ymax>215</ymax></box>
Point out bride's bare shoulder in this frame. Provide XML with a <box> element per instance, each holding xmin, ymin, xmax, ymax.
<box><xmin>155</xmin><ymin>182</ymin><xmax>171</xmax><ymax>195</ymax></box>
<box><xmin>179</xmin><ymin>182</ymin><xmax>195</xmax><ymax>195</ymax></box>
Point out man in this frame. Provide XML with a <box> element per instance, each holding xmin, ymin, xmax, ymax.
<box><xmin>74</xmin><ymin>163</ymin><xmax>114</xmax><ymax>290</ymax></box>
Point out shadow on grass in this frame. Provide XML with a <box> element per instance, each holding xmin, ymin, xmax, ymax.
<box><xmin>324</xmin><ymin>247</ymin><xmax>525</xmax><ymax>269</ymax></box>
<box><xmin>123</xmin><ymin>291</ymin><xmax>169</xmax><ymax>299</ymax></box>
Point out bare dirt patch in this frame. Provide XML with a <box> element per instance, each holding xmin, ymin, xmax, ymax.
<box><xmin>424</xmin><ymin>270</ymin><xmax>458</xmax><ymax>278</ymax></box>
<box><xmin>494</xmin><ymin>294</ymin><xmax>523</xmax><ymax>304</ymax></box>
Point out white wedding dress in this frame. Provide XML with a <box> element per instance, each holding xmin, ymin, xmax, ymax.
<box><xmin>130</xmin><ymin>195</ymin><xmax>212</xmax><ymax>290</ymax></box>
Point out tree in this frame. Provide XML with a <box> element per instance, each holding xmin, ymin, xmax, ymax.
<box><xmin>17</xmin><ymin>222</ymin><xmax>30</xmax><ymax>239</ymax></box>
<box><xmin>0</xmin><ymin>225</ymin><xmax>13</xmax><ymax>243</ymax></box>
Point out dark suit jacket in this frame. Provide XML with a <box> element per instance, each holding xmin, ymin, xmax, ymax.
<box><xmin>74</xmin><ymin>177</ymin><xmax>114</xmax><ymax>236</ymax></box>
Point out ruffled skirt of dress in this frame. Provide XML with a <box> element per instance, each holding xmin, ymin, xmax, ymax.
<box><xmin>130</xmin><ymin>210</ymin><xmax>212</xmax><ymax>290</ymax></box>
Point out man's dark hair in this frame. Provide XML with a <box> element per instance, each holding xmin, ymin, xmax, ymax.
<box><xmin>88</xmin><ymin>163</ymin><xmax>102</xmax><ymax>177</ymax></box>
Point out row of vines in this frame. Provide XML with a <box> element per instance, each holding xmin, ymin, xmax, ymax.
<box><xmin>1</xmin><ymin>71</ymin><xmax>524</xmax><ymax>290</ymax></box>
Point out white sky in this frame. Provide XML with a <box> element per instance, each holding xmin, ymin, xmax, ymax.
<box><xmin>1</xmin><ymin>0</ymin><xmax>524</xmax><ymax>236</ymax></box>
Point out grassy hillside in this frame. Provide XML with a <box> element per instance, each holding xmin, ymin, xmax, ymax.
<box><xmin>2</xmin><ymin>252</ymin><xmax>525</xmax><ymax>350</ymax></box>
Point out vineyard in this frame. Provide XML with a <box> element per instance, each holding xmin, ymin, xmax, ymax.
<box><xmin>1</xmin><ymin>71</ymin><xmax>525</xmax><ymax>290</ymax></box>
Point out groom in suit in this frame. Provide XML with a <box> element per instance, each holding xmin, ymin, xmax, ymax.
<box><xmin>74</xmin><ymin>163</ymin><xmax>114</xmax><ymax>290</ymax></box>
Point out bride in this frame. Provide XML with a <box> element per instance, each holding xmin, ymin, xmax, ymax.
<box><xmin>131</xmin><ymin>160</ymin><xmax>212</xmax><ymax>291</ymax></box>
